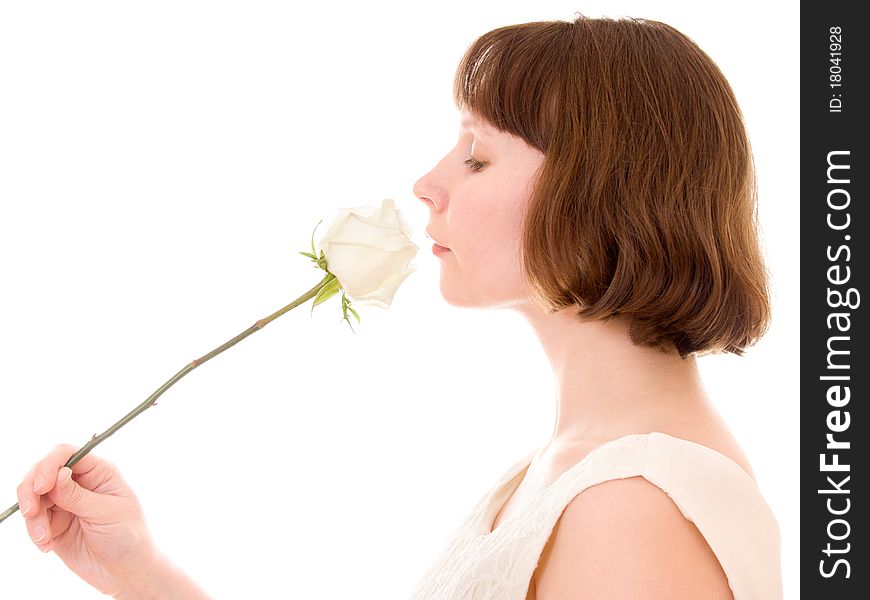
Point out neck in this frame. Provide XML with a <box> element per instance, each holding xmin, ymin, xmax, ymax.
<box><xmin>516</xmin><ymin>304</ymin><xmax>711</xmax><ymax>450</ymax></box>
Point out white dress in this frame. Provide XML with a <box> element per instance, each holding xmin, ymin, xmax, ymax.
<box><xmin>408</xmin><ymin>432</ymin><xmax>782</xmax><ymax>599</ymax></box>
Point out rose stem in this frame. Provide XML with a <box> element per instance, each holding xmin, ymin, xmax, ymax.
<box><xmin>0</xmin><ymin>272</ymin><xmax>337</xmax><ymax>525</ymax></box>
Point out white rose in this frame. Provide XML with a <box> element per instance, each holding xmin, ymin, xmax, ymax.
<box><xmin>315</xmin><ymin>198</ymin><xmax>418</xmax><ymax>308</ymax></box>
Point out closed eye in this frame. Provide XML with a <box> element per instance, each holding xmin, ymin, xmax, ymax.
<box><xmin>464</xmin><ymin>156</ymin><xmax>486</xmax><ymax>172</ymax></box>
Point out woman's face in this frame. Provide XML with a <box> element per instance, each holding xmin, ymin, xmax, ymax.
<box><xmin>412</xmin><ymin>109</ymin><xmax>545</xmax><ymax>308</ymax></box>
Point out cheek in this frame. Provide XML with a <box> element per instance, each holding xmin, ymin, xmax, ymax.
<box><xmin>456</xmin><ymin>203</ymin><xmax>525</xmax><ymax>277</ymax></box>
<box><xmin>440</xmin><ymin>187</ymin><xmax>532</xmax><ymax>305</ymax></box>
<box><xmin>449</xmin><ymin>177</ymin><xmax>530</xmax><ymax>268</ymax></box>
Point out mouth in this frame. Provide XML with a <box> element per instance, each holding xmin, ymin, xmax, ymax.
<box><xmin>432</xmin><ymin>243</ymin><xmax>451</xmax><ymax>256</ymax></box>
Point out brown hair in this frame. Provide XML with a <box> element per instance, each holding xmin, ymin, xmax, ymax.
<box><xmin>453</xmin><ymin>15</ymin><xmax>771</xmax><ymax>358</ymax></box>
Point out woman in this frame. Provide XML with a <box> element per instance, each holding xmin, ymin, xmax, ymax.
<box><xmin>16</xmin><ymin>15</ymin><xmax>782</xmax><ymax>599</ymax></box>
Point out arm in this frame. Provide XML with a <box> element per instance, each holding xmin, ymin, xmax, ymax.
<box><xmin>533</xmin><ymin>476</ymin><xmax>733</xmax><ymax>600</ymax></box>
<box><xmin>114</xmin><ymin>551</ymin><xmax>212</xmax><ymax>600</ymax></box>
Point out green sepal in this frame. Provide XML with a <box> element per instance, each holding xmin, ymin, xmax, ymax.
<box><xmin>311</xmin><ymin>220</ymin><xmax>322</xmax><ymax>257</ymax></box>
<box><xmin>299</xmin><ymin>221</ymin><xmax>328</xmax><ymax>272</ymax></box>
<box><xmin>347</xmin><ymin>304</ymin><xmax>360</xmax><ymax>324</ymax></box>
<box><xmin>340</xmin><ymin>292</ymin><xmax>360</xmax><ymax>333</ymax></box>
<box><xmin>310</xmin><ymin>277</ymin><xmax>341</xmax><ymax>316</ymax></box>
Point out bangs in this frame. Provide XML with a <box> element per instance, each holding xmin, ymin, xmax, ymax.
<box><xmin>452</xmin><ymin>21</ymin><xmax>575</xmax><ymax>153</ymax></box>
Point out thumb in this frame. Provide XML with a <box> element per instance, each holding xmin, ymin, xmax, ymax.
<box><xmin>48</xmin><ymin>467</ymin><xmax>113</xmax><ymax>521</ymax></box>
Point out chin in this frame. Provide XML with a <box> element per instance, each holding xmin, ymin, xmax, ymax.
<box><xmin>438</xmin><ymin>281</ymin><xmax>522</xmax><ymax>310</ymax></box>
<box><xmin>438</xmin><ymin>288</ymin><xmax>481</xmax><ymax>308</ymax></box>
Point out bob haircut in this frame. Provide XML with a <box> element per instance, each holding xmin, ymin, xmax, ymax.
<box><xmin>453</xmin><ymin>15</ymin><xmax>772</xmax><ymax>359</ymax></box>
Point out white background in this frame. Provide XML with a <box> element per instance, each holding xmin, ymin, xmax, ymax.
<box><xmin>0</xmin><ymin>1</ymin><xmax>798</xmax><ymax>598</ymax></box>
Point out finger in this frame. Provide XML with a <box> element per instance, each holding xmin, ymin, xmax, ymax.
<box><xmin>32</xmin><ymin>444</ymin><xmax>106</xmax><ymax>495</ymax></box>
<box><xmin>47</xmin><ymin>467</ymin><xmax>116</xmax><ymax>521</ymax></box>
<box><xmin>16</xmin><ymin>475</ymin><xmax>56</xmax><ymax>517</ymax></box>
<box><xmin>68</xmin><ymin>455</ymin><xmax>129</xmax><ymax>496</ymax></box>
<box><xmin>36</xmin><ymin>541</ymin><xmax>53</xmax><ymax>553</ymax></box>
<box><xmin>24</xmin><ymin>497</ymin><xmax>52</xmax><ymax>548</ymax></box>
<box><xmin>18</xmin><ymin>443</ymin><xmax>92</xmax><ymax>518</ymax></box>
<box><xmin>16</xmin><ymin>466</ymin><xmax>38</xmax><ymax>518</ymax></box>
<box><xmin>48</xmin><ymin>505</ymin><xmax>74</xmax><ymax>539</ymax></box>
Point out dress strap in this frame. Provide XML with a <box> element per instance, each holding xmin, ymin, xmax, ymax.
<box><xmin>546</xmin><ymin>432</ymin><xmax>783</xmax><ymax>600</ymax></box>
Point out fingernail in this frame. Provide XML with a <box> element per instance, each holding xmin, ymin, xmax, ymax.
<box><xmin>20</xmin><ymin>499</ymin><xmax>32</xmax><ymax>516</ymax></box>
<box><xmin>32</xmin><ymin>475</ymin><xmax>45</xmax><ymax>493</ymax></box>
<box><xmin>33</xmin><ymin>525</ymin><xmax>47</xmax><ymax>543</ymax></box>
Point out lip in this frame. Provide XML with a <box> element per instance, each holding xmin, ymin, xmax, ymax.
<box><xmin>432</xmin><ymin>243</ymin><xmax>451</xmax><ymax>256</ymax></box>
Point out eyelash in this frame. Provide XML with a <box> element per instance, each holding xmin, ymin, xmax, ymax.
<box><xmin>464</xmin><ymin>156</ymin><xmax>486</xmax><ymax>172</ymax></box>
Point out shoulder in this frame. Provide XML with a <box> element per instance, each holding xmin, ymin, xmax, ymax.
<box><xmin>533</xmin><ymin>476</ymin><xmax>733</xmax><ymax>600</ymax></box>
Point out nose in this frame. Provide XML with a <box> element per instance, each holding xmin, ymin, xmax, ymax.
<box><xmin>412</xmin><ymin>168</ymin><xmax>445</xmax><ymax>213</ymax></box>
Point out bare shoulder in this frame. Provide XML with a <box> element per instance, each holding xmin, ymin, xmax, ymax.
<box><xmin>533</xmin><ymin>476</ymin><xmax>733</xmax><ymax>600</ymax></box>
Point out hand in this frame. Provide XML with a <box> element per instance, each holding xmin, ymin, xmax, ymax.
<box><xmin>16</xmin><ymin>444</ymin><xmax>162</xmax><ymax>596</ymax></box>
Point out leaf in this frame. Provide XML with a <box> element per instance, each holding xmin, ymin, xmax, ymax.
<box><xmin>298</xmin><ymin>251</ymin><xmax>317</xmax><ymax>260</ymax></box>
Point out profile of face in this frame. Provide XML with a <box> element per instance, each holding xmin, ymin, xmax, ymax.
<box><xmin>413</xmin><ymin>109</ymin><xmax>546</xmax><ymax>309</ymax></box>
